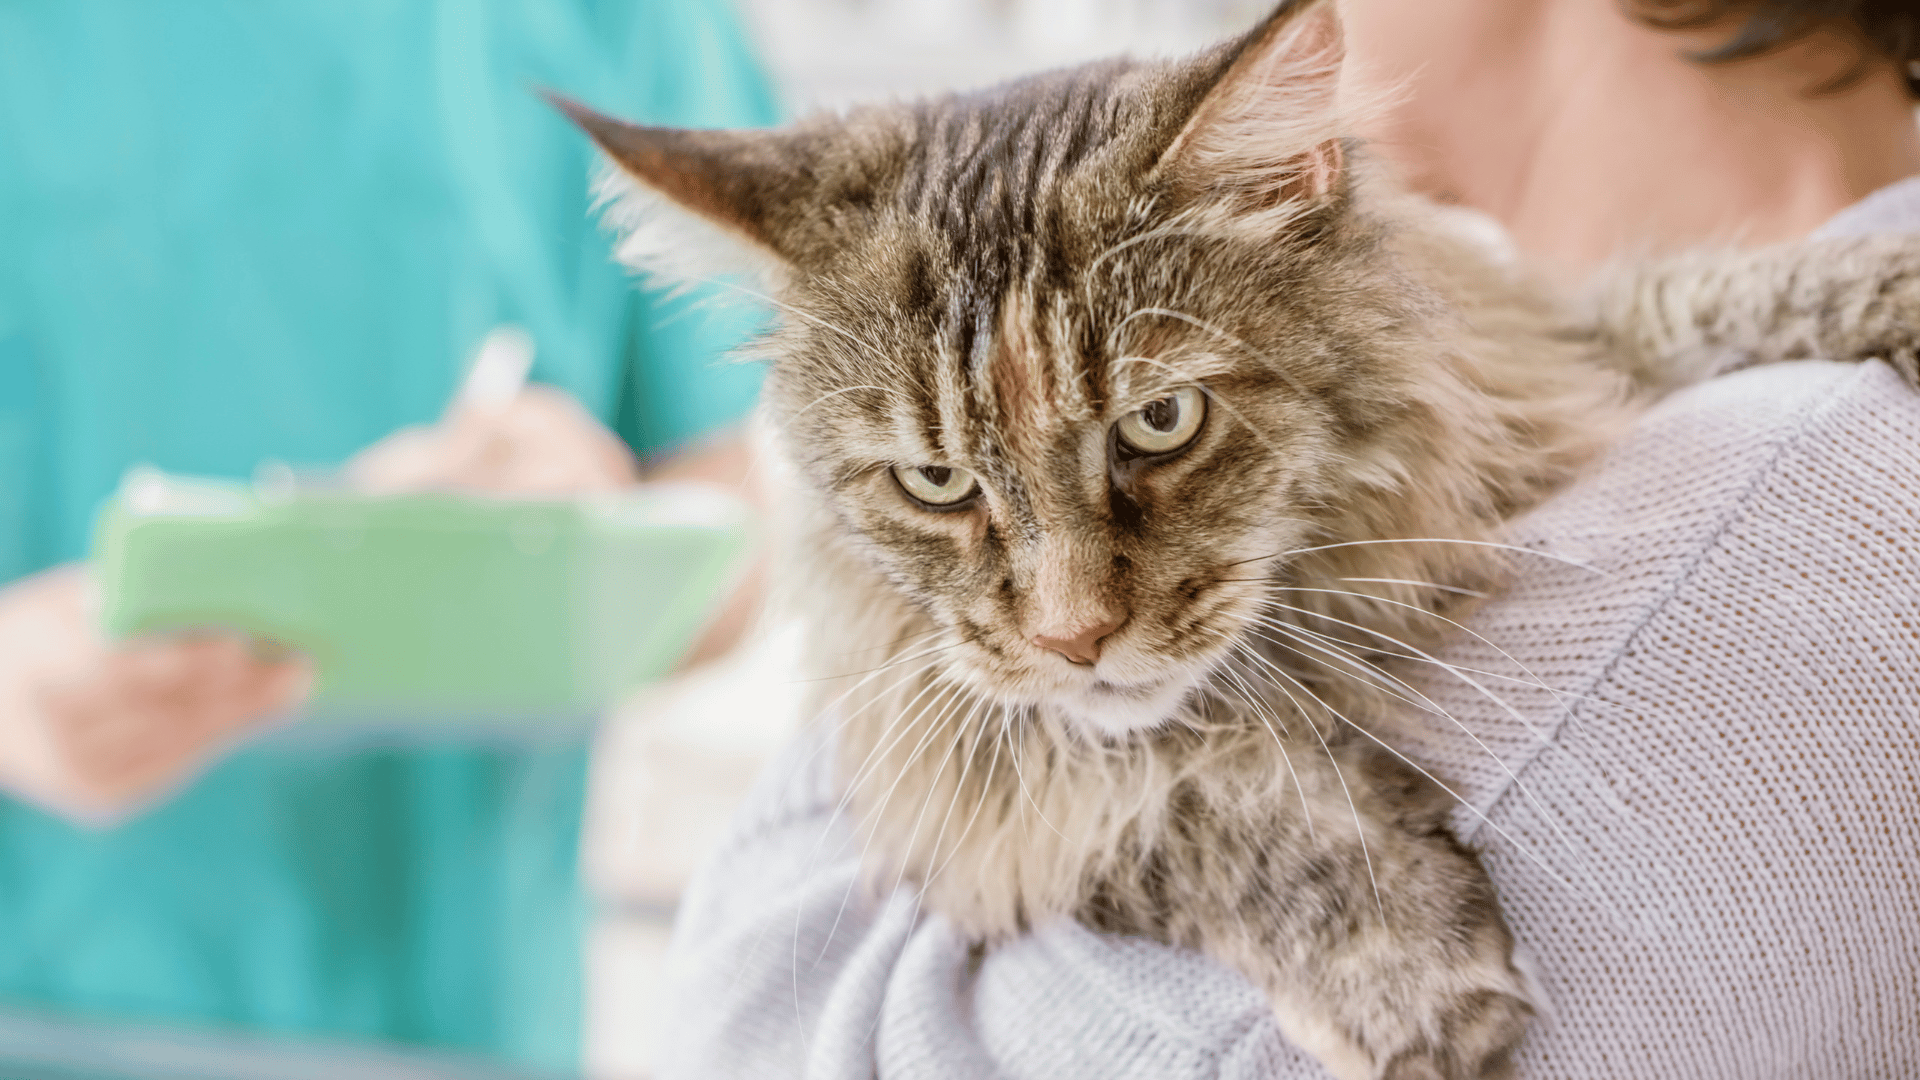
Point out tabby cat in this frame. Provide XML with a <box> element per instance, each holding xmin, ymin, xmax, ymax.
<box><xmin>556</xmin><ymin>1</ymin><xmax>1920</xmax><ymax>1075</ymax></box>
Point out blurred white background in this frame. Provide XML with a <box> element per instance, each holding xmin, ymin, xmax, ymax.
<box><xmin>740</xmin><ymin>0</ymin><xmax>1268</xmax><ymax>109</ymax></box>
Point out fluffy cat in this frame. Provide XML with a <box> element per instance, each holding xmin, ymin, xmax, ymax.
<box><xmin>555</xmin><ymin>2</ymin><xmax>1920</xmax><ymax>1076</ymax></box>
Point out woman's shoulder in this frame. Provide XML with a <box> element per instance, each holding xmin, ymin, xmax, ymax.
<box><xmin>1400</xmin><ymin>357</ymin><xmax>1920</xmax><ymax>819</ymax></box>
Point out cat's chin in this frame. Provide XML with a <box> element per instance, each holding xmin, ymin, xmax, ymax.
<box><xmin>1053</xmin><ymin>677</ymin><xmax>1197</xmax><ymax>738</ymax></box>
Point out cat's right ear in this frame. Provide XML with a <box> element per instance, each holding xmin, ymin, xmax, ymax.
<box><xmin>1156</xmin><ymin>0</ymin><xmax>1348</xmax><ymax>212</ymax></box>
<box><xmin>547</xmin><ymin>93</ymin><xmax>818</xmax><ymax>287</ymax></box>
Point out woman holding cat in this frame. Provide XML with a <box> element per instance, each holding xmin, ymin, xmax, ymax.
<box><xmin>652</xmin><ymin>2</ymin><xmax>1920</xmax><ymax>1077</ymax></box>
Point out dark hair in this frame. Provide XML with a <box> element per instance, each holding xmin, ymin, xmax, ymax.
<box><xmin>1628</xmin><ymin>0</ymin><xmax>1920</xmax><ymax>96</ymax></box>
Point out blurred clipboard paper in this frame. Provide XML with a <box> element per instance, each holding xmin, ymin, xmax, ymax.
<box><xmin>91</xmin><ymin>468</ymin><xmax>750</xmax><ymax>724</ymax></box>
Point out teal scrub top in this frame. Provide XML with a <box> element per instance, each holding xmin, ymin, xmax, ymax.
<box><xmin>0</xmin><ymin>0</ymin><xmax>777</xmax><ymax>1069</ymax></box>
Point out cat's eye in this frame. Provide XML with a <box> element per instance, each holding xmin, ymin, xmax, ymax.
<box><xmin>892</xmin><ymin>464</ymin><xmax>979</xmax><ymax>508</ymax></box>
<box><xmin>1115</xmin><ymin>386</ymin><xmax>1207</xmax><ymax>457</ymax></box>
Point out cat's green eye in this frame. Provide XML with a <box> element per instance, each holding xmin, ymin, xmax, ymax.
<box><xmin>892</xmin><ymin>464</ymin><xmax>979</xmax><ymax>508</ymax></box>
<box><xmin>1115</xmin><ymin>386</ymin><xmax>1207</xmax><ymax>457</ymax></box>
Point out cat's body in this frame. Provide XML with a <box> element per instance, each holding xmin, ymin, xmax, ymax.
<box><xmin>556</xmin><ymin>3</ymin><xmax>1920</xmax><ymax>1076</ymax></box>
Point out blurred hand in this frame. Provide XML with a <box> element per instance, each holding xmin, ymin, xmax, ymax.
<box><xmin>348</xmin><ymin>385</ymin><xmax>640</xmax><ymax>496</ymax></box>
<box><xmin>0</xmin><ymin>566</ymin><xmax>312</xmax><ymax>823</ymax></box>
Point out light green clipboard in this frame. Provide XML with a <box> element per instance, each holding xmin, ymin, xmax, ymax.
<box><xmin>92</xmin><ymin>468</ymin><xmax>750</xmax><ymax>721</ymax></box>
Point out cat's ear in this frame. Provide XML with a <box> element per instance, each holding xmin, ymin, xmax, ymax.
<box><xmin>1158</xmin><ymin>0</ymin><xmax>1347</xmax><ymax>210</ymax></box>
<box><xmin>547</xmin><ymin>92</ymin><xmax>818</xmax><ymax>285</ymax></box>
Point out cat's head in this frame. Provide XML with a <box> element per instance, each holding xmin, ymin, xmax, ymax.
<box><xmin>561</xmin><ymin>1</ymin><xmax>1445</xmax><ymax>736</ymax></box>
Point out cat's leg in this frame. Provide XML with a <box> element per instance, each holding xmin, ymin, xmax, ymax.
<box><xmin>1584</xmin><ymin>233</ymin><xmax>1920</xmax><ymax>392</ymax></box>
<box><xmin>1095</xmin><ymin>742</ymin><xmax>1532</xmax><ymax>1080</ymax></box>
<box><xmin>1259</xmin><ymin>745</ymin><xmax>1532</xmax><ymax>1080</ymax></box>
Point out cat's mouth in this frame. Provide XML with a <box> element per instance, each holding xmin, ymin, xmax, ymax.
<box><xmin>1054</xmin><ymin>673</ymin><xmax>1201</xmax><ymax>736</ymax></box>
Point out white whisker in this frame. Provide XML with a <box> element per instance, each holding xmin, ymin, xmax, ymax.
<box><xmin>1007</xmin><ymin>710</ymin><xmax>1068</xmax><ymax>841</ymax></box>
<box><xmin>1251</xmin><ymin>600</ymin><xmax>1611</xmax><ymax>900</ymax></box>
<box><xmin>814</xmin><ymin>684</ymin><xmax>972</xmax><ymax>968</ymax></box>
<box><xmin>1105</xmin><ymin>306</ymin><xmax>1316</xmax><ymax>405</ymax></box>
<box><xmin>674</xmin><ymin>270</ymin><xmax>897</xmax><ymax>369</ymax></box>
<box><xmin>889</xmin><ymin>695</ymin><xmax>989</xmax><ymax>899</ymax></box>
<box><xmin>1337</xmin><ymin>575</ymin><xmax>1488</xmax><ymax>599</ymax></box>
<box><xmin>1235</xmin><ymin>650</ymin><xmax>1387</xmax><ymax>924</ymax></box>
<box><xmin>1279</xmin><ymin>582</ymin><xmax>1569</xmax><ymax>693</ymax></box>
<box><xmin>1274</xmin><ymin>537</ymin><xmax>1607</xmax><ymax>575</ymax></box>
<box><xmin>1205</xmin><ymin>640</ymin><xmax>1317</xmax><ymax>841</ymax></box>
<box><xmin>1231</xmin><ymin>635</ymin><xmax>1600</xmax><ymax>907</ymax></box>
<box><xmin>1082</xmin><ymin>223</ymin><xmax>1206</xmax><ymax>307</ymax></box>
<box><xmin>925</xmin><ymin>705</ymin><xmax>1008</xmax><ymax>889</ymax></box>
<box><xmin>791</xmin><ymin>383</ymin><xmax>915</xmax><ymax>422</ymax></box>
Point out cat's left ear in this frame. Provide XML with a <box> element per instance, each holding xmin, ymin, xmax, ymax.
<box><xmin>545</xmin><ymin>92</ymin><xmax>826</xmax><ymax>287</ymax></box>
<box><xmin>1158</xmin><ymin>0</ymin><xmax>1347</xmax><ymax>210</ymax></box>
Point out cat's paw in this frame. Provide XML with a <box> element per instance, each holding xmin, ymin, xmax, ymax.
<box><xmin>1276</xmin><ymin>985</ymin><xmax>1532</xmax><ymax>1080</ymax></box>
<box><xmin>1266</xmin><ymin>899</ymin><xmax>1535</xmax><ymax>1080</ymax></box>
<box><xmin>1379</xmin><ymin>989</ymin><xmax>1532</xmax><ymax>1080</ymax></box>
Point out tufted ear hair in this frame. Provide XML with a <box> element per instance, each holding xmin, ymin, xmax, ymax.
<box><xmin>1157</xmin><ymin>0</ymin><xmax>1348</xmax><ymax>211</ymax></box>
<box><xmin>546</xmin><ymin>92</ymin><xmax>825</xmax><ymax>286</ymax></box>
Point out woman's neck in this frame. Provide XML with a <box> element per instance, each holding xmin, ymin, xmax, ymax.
<box><xmin>1341</xmin><ymin>0</ymin><xmax>1920</xmax><ymax>271</ymax></box>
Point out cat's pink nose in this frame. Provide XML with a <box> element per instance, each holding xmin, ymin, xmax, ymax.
<box><xmin>1032</xmin><ymin>614</ymin><xmax>1126</xmax><ymax>666</ymax></box>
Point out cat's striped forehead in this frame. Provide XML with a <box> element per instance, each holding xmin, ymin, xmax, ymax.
<box><xmin>893</xmin><ymin>61</ymin><xmax>1158</xmax><ymax>298</ymax></box>
<box><xmin>740</xmin><ymin>20</ymin><xmax>1364</xmax><ymax>490</ymax></box>
<box><xmin>780</xmin><ymin>68</ymin><xmax>1224</xmax><ymax>465</ymax></box>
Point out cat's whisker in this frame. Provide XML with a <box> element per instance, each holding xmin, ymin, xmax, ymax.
<box><xmin>1248</xmin><ymin>603</ymin><xmax>1612</xmax><ymax>897</ymax></box>
<box><xmin>1274</xmin><ymin>581</ymin><xmax>1574</xmax><ymax>703</ymax></box>
<box><xmin>1255</xmin><ymin>595</ymin><xmax>1562</xmax><ymax>746</ymax></box>
<box><xmin>803</xmin><ymin>665</ymin><xmax>961</xmax><ymax>886</ymax></box>
<box><xmin>1105</xmin><ymin>306</ymin><xmax>1315</xmax><ymax>405</ymax></box>
<box><xmin>1246</xmin><ymin>623</ymin><xmax>1454</xmax><ymax>726</ymax></box>
<box><xmin>1241</xmin><ymin>642</ymin><xmax>1602</xmax><ymax>903</ymax></box>
<box><xmin>1007</xmin><ymin>710</ymin><xmax>1069</xmax><ymax>841</ymax></box>
<box><xmin>826</xmin><ymin>691</ymin><xmax>982</xmax><ymax>969</ymax></box>
<box><xmin>829</xmin><ymin>685</ymin><xmax>976</xmax><ymax>953</ymax></box>
<box><xmin>806</xmin><ymin>652</ymin><xmax>953</xmax><ymax>774</ymax></box>
<box><xmin>1236</xmin><ymin>618</ymin><xmax>1597</xmax><ymax>903</ymax></box>
<box><xmin>889</xmin><ymin>694</ymin><xmax>991</xmax><ymax>900</ymax></box>
<box><xmin>812</xmin><ymin>647</ymin><xmax>949</xmax><ymax>724</ymax></box>
<box><xmin>798</xmin><ymin>635</ymin><xmax>971</xmax><ymax>684</ymax></box>
<box><xmin>828</xmin><ymin>674</ymin><xmax>962</xmax><ymax>834</ymax></box>
<box><xmin>1231</xmin><ymin>648</ymin><xmax>1389</xmax><ymax>925</ymax></box>
<box><xmin>831</xmin><ymin>623</ymin><xmax>949</xmax><ymax>658</ymax></box>
<box><xmin>798</xmin><ymin>678</ymin><xmax>960</xmax><ymax>968</ymax></box>
<box><xmin>925</xmin><ymin>704</ymin><xmax>1008</xmax><ymax>890</ymax></box>
<box><xmin>1275</xmin><ymin>614</ymin><xmax>1601</xmax><ymax>711</ymax></box>
<box><xmin>787</xmin><ymin>688</ymin><xmax>969</xmax><ymax>1050</ymax></box>
<box><xmin>791</xmin><ymin>383</ymin><xmax>915</xmax><ymax>422</ymax></box>
<box><xmin>1237</xmin><ymin>536</ymin><xmax>1609</xmax><ymax>575</ymax></box>
<box><xmin>1246</xmin><ymin>619</ymin><xmax>1570</xmax><ymax>830</ymax></box>
<box><xmin>784</xmin><ymin>651</ymin><xmax>950</xmax><ymax>827</ymax></box>
<box><xmin>1204</xmin><ymin>640</ymin><xmax>1317</xmax><ymax>841</ymax></box>
<box><xmin>1081</xmin><ymin>222</ymin><xmax>1206</xmax><ymax>309</ymax></box>
<box><xmin>1277</xmin><ymin>617</ymin><xmax>1602</xmax><ymax>705</ymax></box>
<box><xmin>1337</xmin><ymin>575</ymin><xmax>1490</xmax><ymax>599</ymax></box>
<box><xmin>668</xmin><ymin>269</ymin><xmax>896</xmax><ymax>370</ymax></box>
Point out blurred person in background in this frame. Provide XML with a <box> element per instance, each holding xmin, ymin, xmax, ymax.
<box><xmin>0</xmin><ymin>0</ymin><xmax>773</xmax><ymax>1069</ymax></box>
<box><xmin>651</xmin><ymin>1</ymin><xmax>1920</xmax><ymax>1077</ymax></box>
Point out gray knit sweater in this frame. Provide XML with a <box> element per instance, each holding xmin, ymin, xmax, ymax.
<box><xmin>655</xmin><ymin>180</ymin><xmax>1920</xmax><ymax>1080</ymax></box>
